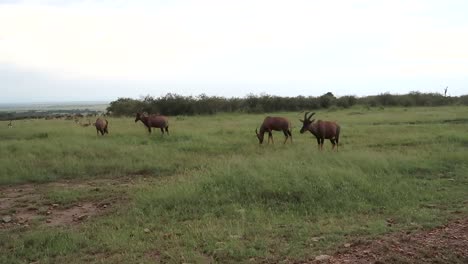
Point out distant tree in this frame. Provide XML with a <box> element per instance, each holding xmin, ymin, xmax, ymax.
<box><xmin>319</xmin><ymin>92</ymin><xmax>336</xmax><ymax>108</ymax></box>
<box><xmin>336</xmin><ymin>95</ymin><xmax>356</xmax><ymax>108</ymax></box>
<box><xmin>103</xmin><ymin>92</ymin><xmax>468</xmax><ymax>117</ymax></box>
<box><xmin>376</xmin><ymin>93</ymin><xmax>396</xmax><ymax>106</ymax></box>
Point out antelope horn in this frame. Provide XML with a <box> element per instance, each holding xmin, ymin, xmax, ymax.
<box><xmin>307</xmin><ymin>112</ymin><xmax>316</xmax><ymax>120</ymax></box>
<box><xmin>304</xmin><ymin>111</ymin><xmax>309</xmax><ymax>121</ymax></box>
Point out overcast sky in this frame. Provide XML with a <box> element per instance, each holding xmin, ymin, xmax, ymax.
<box><xmin>0</xmin><ymin>0</ymin><xmax>467</xmax><ymax>103</ymax></box>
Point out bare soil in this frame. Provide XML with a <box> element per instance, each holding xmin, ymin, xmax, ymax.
<box><xmin>0</xmin><ymin>178</ymin><xmax>135</xmax><ymax>229</ymax></box>
<box><xmin>310</xmin><ymin>217</ymin><xmax>468</xmax><ymax>264</ymax></box>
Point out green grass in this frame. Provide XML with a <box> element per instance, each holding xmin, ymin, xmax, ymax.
<box><xmin>1</xmin><ymin>106</ymin><xmax>467</xmax><ymax>263</ymax></box>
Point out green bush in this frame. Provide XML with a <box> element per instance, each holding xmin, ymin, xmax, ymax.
<box><xmin>105</xmin><ymin>92</ymin><xmax>467</xmax><ymax>116</ymax></box>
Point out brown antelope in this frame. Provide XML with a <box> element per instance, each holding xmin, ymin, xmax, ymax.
<box><xmin>255</xmin><ymin>116</ymin><xmax>292</xmax><ymax>144</ymax></box>
<box><xmin>299</xmin><ymin>112</ymin><xmax>340</xmax><ymax>151</ymax></box>
<box><xmin>94</xmin><ymin>118</ymin><xmax>109</xmax><ymax>136</ymax></box>
<box><xmin>135</xmin><ymin>112</ymin><xmax>169</xmax><ymax>135</ymax></box>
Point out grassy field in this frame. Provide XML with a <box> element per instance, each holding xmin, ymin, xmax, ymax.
<box><xmin>1</xmin><ymin>106</ymin><xmax>468</xmax><ymax>263</ymax></box>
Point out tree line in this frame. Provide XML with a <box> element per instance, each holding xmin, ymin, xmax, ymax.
<box><xmin>106</xmin><ymin>92</ymin><xmax>468</xmax><ymax>116</ymax></box>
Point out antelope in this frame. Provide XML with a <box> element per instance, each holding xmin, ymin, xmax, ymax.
<box><xmin>255</xmin><ymin>116</ymin><xmax>292</xmax><ymax>144</ymax></box>
<box><xmin>8</xmin><ymin>120</ymin><xmax>12</xmax><ymax>128</ymax></box>
<box><xmin>94</xmin><ymin>118</ymin><xmax>109</xmax><ymax>136</ymax></box>
<box><xmin>135</xmin><ymin>112</ymin><xmax>169</xmax><ymax>135</ymax></box>
<box><xmin>299</xmin><ymin>112</ymin><xmax>340</xmax><ymax>151</ymax></box>
<box><xmin>79</xmin><ymin>119</ymin><xmax>92</xmax><ymax>127</ymax></box>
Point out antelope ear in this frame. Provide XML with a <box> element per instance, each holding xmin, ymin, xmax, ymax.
<box><xmin>299</xmin><ymin>119</ymin><xmax>304</xmax><ymax>122</ymax></box>
<box><xmin>255</xmin><ymin>129</ymin><xmax>258</xmax><ymax>135</ymax></box>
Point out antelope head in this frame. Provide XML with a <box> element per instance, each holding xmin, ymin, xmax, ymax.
<box><xmin>299</xmin><ymin>112</ymin><xmax>315</xmax><ymax>134</ymax></box>
<box><xmin>255</xmin><ymin>128</ymin><xmax>264</xmax><ymax>144</ymax></box>
<box><xmin>135</xmin><ymin>112</ymin><xmax>143</xmax><ymax>123</ymax></box>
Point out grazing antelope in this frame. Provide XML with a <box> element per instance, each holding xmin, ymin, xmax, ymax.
<box><xmin>135</xmin><ymin>112</ymin><xmax>169</xmax><ymax>135</ymax></box>
<box><xmin>8</xmin><ymin>120</ymin><xmax>12</xmax><ymax>128</ymax></box>
<box><xmin>255</xmin><ymin>116</ymin><xmax>292</xmax><ymax>144</ymax></box>
<box><xmin>299</xmin><ymin>112</ymin><xmax>340</xmax><ymax>151</ymax></box>
<box><xmin>94</xmin><ymin>118</ymin><xmax>109</xmax><ymax>136</ymax></box>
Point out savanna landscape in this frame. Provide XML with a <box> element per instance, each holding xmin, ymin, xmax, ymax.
<box><xmin>2</xmin><ymin>0</ymin><xmax>468</xmax><ymax>263</ymax></box>
<box><xmin>1</xmin><ymin>105</ymin><xmax>467</xmax><ymax>263</ymax></box>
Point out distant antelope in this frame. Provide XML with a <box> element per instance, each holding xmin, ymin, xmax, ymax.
<box><xmin>79</xmin><ymin>119</ymin><xmax>92</xmax><ymax>127</ymax></box>
<box><xmin>299</xmin><ymin>112</ymin><xmax>340</xmax><ymax>151</ymax></box>
<box><xmin>94</xmin><ymin>118</ymin><xmax>109</xmax><ymax>136</ymax></box>
<box><xmin>255</xmin><ymin>116</ymin><xmax>292</xmax><ymax>144</ymax></box>
<box><xmin>135</xmin><ymin>112</ymin><xmax>169</xmax><ymax>135</ymax></box>
<box><xmin>8</xmin><ymin>120</ymin><xmax>12</xmax><ymax>128</ymax></box>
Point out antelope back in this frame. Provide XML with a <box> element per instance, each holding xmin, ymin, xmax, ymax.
<box><xmin>263</xmin><ymin>116</ymin><xmax>290</xmax><ymax>131</ymax></box>
<box><xmin>95</xmin><ymin>118</ymin><xmax>107</xmax><ymax>129</ymax></box>
<box><xmin>316</xmin><ymin>121</ymin><xmax>339</xmax><ymax>139</ymax></box>
<box><xmin>148</xmin><ymin>115</ymin><xmax>169</xmax><ymax>128</ymax></box>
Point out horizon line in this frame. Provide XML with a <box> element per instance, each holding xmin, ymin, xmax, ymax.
<box><xmin>2</xmin><ymin>90</ymin><xmax>466</xmax><ymax>105</ymax></box>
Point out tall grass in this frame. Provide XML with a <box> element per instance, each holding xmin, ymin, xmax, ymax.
<box><xmin>1</xmin><ymin>106</ymin><xmax>467</xmax><ymax>263</ymax></box>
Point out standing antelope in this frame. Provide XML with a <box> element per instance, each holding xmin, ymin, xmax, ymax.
<box><xmin>94</xmin><ymin>118</ymin><xmax>109</xmax><ymax>136</ymax></box>
<box><xmin>255</xmin><ymin>116</ymin><xmax>292</xmax><ymax>144</ymax></box>
<box><xmin>299</xmin><ymin>112</ymin><xmax>340</xmax><ymax>151</ymax></box>
<box><xmin>135</xmin><ymin>112</ymin><xmax>169</xmax><ymax>135</ymax></box>
<box><xmin>8</xmin><ymin>120</ymin><xmax>13</xmax><ymax>128</ymax></box>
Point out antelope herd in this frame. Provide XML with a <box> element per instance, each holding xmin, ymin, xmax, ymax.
<box><xmin>4</xmin><ymin>111</ymin><xmax>341</xmax><ymax>151</ymax></box>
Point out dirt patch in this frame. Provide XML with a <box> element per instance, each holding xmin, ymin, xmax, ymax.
<box><xmin>310</xmin><ymin>217</ymin><xmax>468</xmax><ymax>264</ymax></box>
<box><xmin>44</xmin><ymin>176</ymin><xmax>139</xmax><ymax>190</ymax></box>
<box><xmin>4</xmin><ymin>202</ymin><xmax>105</xmax><ymax>228</ymax></box>
<box><xmin>0</xmin><ymin>185</ymin><xmax>40</xmax><ymax>214</ymax></box>
<box><xmin>0</xmin><ymin>178</ymin><xmax>135</xmax><ymax>229</ymax></box>
<box><xmin>43</xmin><ymin>202</ymin><xmax>101</xmax><ymax>227</ymax></box>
